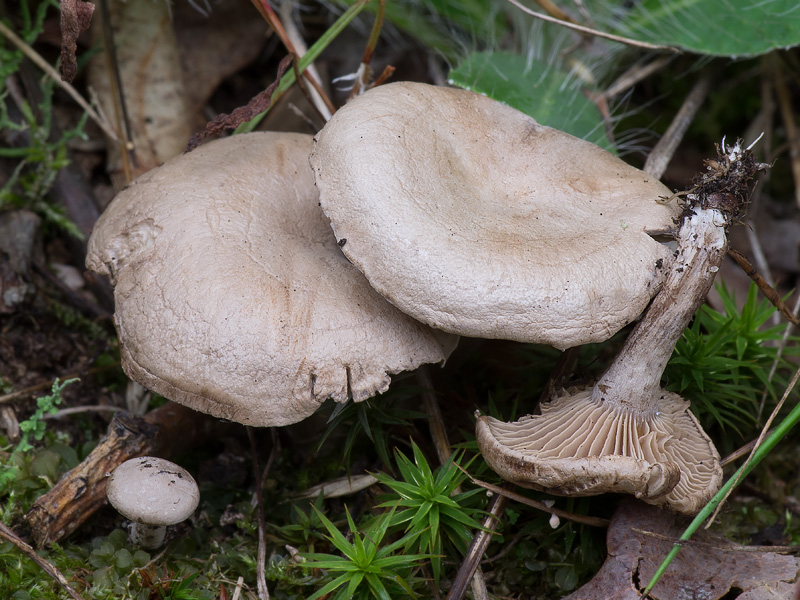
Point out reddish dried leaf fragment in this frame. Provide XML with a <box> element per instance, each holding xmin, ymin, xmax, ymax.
<box><xmin>60</xmin><ymin>0</ymin><xmax>94</xmax><ymax>82</ymax></box>
<box><xmin>185</xmin><ymin>54</ymin><xmax>293</xmax><ymax>152</ymax></box>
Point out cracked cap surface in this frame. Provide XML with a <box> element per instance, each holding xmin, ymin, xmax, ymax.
<box><xmin>87</xmin><ymin>132</ymin><xmax>457</xmax><ymax>426</ymax></box>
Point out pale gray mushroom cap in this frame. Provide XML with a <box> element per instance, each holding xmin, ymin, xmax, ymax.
<box><xmin>311</xmin><ymin>82</ymin><xmax>681</xmax><ymax>350</ymax></box>
<box><xmin>86</xmin><ymin>132</ymin><xmax>457</xmax><ymax>426</ymax></box>
<box><xmin>476</xmin><ymin>388</ymin><xmax>723</xmax><ymax>515</ymax></box>
<box><xmin>106</xmin><ymin>456</ymin><xmax>200</xmax><ymax>526</ymax></box>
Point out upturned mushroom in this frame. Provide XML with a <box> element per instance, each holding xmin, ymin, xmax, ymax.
<box><xmin>106</xmin><ymin>456</ymin><xmax>200</xmax><ymax>549</ymax></box>
<box><xmin>477</xmin><ymin>140</ymin><xmax>765</xmax><ymax>514</ymax></box>
<box><xmin>86</xmin><ymin>132</ymin><xmax>457</xmax><ymax>427</ymax></box>
<box><xmin>310</xmin><ymin>81</ymin><xmax>681</xmax><ymax>350</ymax></box>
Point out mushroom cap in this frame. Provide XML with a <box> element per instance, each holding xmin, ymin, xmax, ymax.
<box><xmin>106</xmin><ymin>456</ymin><xmax>200</xmax><ymax>526</ymax></box>
<box><xmin>311</xmin><ymin>82</ymin><xmax>681</xmax><ymax>350</ymax></box>
<box><xmin>476</xmin><ymin>388</ymin><xmax>723</xmax><ymax>514</ymax></box>
<box><xmin>87</xmin><ymin>132</ymin><xmax>457</xmax><ymax>426</ymax></box>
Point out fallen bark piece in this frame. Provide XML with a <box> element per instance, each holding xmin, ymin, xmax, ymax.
<box><xmin>25</xmin><ymin>402</ymin><xmax>222</xmax><ymax>548</ymax></box>
<box><xmin>563</xmin><ymin>498</ymin><xmax>800</xmax><ymax>600</ymax></box>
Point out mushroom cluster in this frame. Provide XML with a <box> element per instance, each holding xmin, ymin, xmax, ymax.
<box><xmin>89</xmin><ymin>80</ymin><xmax>742</xmax><ymax>514</ymax></box>
<box><xmin>309</xmin><ymin>82</ymin><xmax>733</xmax><ymax>514</ymax></box>
<box><xmin>86</xmin><ymin>132</ymin><xmax>457</xmax><ymax>427</ymax></box>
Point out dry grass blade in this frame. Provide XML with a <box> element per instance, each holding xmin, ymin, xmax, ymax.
<box><xmin>248</xmin><ymin>427</ymin><xmax>279</xmax><ymax>600</ymax></box>
<box><xmin>0</xmin><ymin>522</ymin><xmax>86</xmax><ymax>600</ymax></box>
<box><xmin>505</xmin><ymin>0</ymin><xmax>679</xmax><ymax>51</ymax></box>
<box><xmin>706</xmin><ymin>364</ymin><xmax>800</xmax><ymax>527</ymax></box>
<box><xmin>644</xmin><ymin>74</ymin><xmax>712</xmax><ymax>179</ymax></box>
<box><xmin>720</xmin><ymin>428</ymin><xmax>775</xmax><ymax>467</ymax></box>
<box><xmin>281</xmin><ymin>0</ymin><xmax>333</xmax><ymax>120</ymax></box>
<box><xmin>446</xmin><ymin>491</ymin><xmax>507</xmax><ymax>600</ymax></box>
<box><xmin>773</xmin><ymin>59</ymin><xmax>800</xmax><ymax>209</ymax></box>
<box><xmin>459</xmin><ymin>467</ymin><xmax>610</xmax><ymax>528</ymax></box>
<box><xmin>632</xmin><ymin>528</ymin><xmax>800</xmax><ymax>554</ymax></box>
<box><xmin>0</xmin><ymin>19</ymin><xmax>121</xmax><ymax>143</ymax></box>
<box><xmin>759</xmin><ymin>292</ymin><xmax>800</xmax><ymax>422</ymax></box>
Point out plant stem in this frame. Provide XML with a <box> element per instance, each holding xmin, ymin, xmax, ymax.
<box><xmin>0</xmin><ymin>19</ymin><xmax>121</xmax><ymax>143</ymax></box>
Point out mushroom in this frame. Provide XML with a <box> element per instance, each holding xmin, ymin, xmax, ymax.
<box><xmin>310</xmin><ymin>81</ymin><xmax>681</xmax><ymax>350</ymax></box>
<box><xmin>86</xmin><ymin>132</ymin><xmax>457</xmax><ymax>426</ymax></box>
<box><xmin>476</xmin><ymin>140</ymin><xmax>765</xmax><ymax>514</ymax></box>
<box><xmin>106</xmin><ymin>456</ymin><xmax>200</xmax><ymax>548</ymax></box>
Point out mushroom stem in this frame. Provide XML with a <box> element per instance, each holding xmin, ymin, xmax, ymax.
<box><xmin>129</xmin><ymin>523</ymin><xmax>166</xmax><ymax>549</ymax></box>
<box><xmin>594</xmin><ymin>206</ymin><xmax>728</xmax><ymax>416</ymax></box>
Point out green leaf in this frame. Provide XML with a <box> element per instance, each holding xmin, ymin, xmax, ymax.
<box><xmin>307</xmin><ymin>573</ymin><xmax>353</xmax><ymax>600</ymax></box>
<box><xmin>595</xmin><ymin>0</ymin><xmax>800</xmax><ymax>57</ymax></box>
<box><xmin>448</xmin><ymin>51</ymin><xmax>611</xmax><ymax>149</ymax></box>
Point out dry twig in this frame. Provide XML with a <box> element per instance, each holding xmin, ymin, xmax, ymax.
<box><xmin>446</xmin><ymin>491</ymin><xmax>508</xmax><ymax>600</ymax></box>
<box><xmin>727</xmin><ymin>248</ymin><xmax>800</xmax><ymax>325</ymax></box>
<box><xmin>644</xmin><ymin>74</ymin><xmax>712</xmax><ymax>179</ymax></box>
<box><xmin>248</xmin><ymin>428</ymin><xmax>279</xmax><ymax>600</ymax></box>
<box><xmin>460</xmin><ymin>468</ymin><xmax>610</xmax><ymax>528</ymax></box>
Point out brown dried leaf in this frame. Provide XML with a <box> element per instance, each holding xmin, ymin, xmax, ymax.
<box><xmin>59</xmin><ymin>0</ymin><xmax>94</xmax><ymax>83</ymax></box>
<box><xmin>564</xmin><ymin>499</ymin><xmax>800</xmax><ymax>600</ymax></box>
<box><xmin>172</xmin><ymin>0</ymin><xmax>268</xmax><ymax>117</ymax></box>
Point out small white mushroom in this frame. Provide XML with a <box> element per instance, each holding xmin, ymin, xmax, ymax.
<box><xmin>106</xmin><ymin>456</ymin><xmax>200</xmax><ymax>548</ymax></box>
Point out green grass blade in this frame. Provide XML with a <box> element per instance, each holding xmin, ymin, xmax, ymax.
<box><xmin>644</xmin><ymin>388</ymin><xmax>800</xmax><ymax>595</ymax></box>
<box><xmin>235</xmin><ymin>0</ymin><xmax>371</xmax><ymax>133</ymax></box>
<box><xmin>307</xmin><ymin>573</ymin><xmax>351</xmax><ymax>600</ymax></box>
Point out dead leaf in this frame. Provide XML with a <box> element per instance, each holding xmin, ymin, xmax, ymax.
<box><xmin>59</xmin><ymin>0</ymin><xmax>94</xmax><ymax>83</ymax></box>
<box><xmin>172</xmin><ymin>0</ymin><xmax>268</xmax><ymax>118</ymax></box>
<box><xmin>564</xmin><ymin>499</ymin><xmax>800</xmax><ymax>600</ymax></box>
<box><xmin>89</xmin><ymin>0</ymin><xmax>192</xmax><ymax>185</ymax></box>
